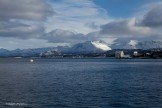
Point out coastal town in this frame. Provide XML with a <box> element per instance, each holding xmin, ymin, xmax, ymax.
<box><xmin>40</xmin><ymin>49</ymin><xmax>162</xmax><ymax>59</ymax></box>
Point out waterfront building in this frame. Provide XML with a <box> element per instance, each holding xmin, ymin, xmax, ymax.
<box><xmin>115</xmin><ymin>51</ymin><xmax>124</xmax><ymax>58</ymax></box>
<box><xmin>133</xmin><ymin>51</ymin><xmax>138</xmax><ymax>56</ymax></box>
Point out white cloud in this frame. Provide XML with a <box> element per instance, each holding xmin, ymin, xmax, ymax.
<box><xmin>43</xmin><ymin>29</ymin><xmax>88</xmax><ymax>44</ymax></box>
<box><xmin>0</xmin><ymin>0</ymin><xmax>54</xmax><ymax>21</ymax></box>
<box><xmin>98</xmin><ymin>1</ymin><xmax>162</xmax><ymax>42</ymax></box>
<box><xmin>100</xmin><ymin>18</ymin><xmax>152</xmax><ymax>37</ymax></box>
<box><xmin>0</xmin><ymin>38</ymin><xmax>64</xmax><ymax>50</ymax></box>
<box><xmin>45</xmin><ymin>0</ymin><xmax>111</xmax><ymax>34</ymax></box>
<box><xmin>141</xmin><ymin>2</ymin><xmax>162</xmax><ymax>27</ymax></box>
<box><xmin>0</xmin><ymin>0</ymin><xmax>53</xmax><ymax>40</ymax></box>
<box><xmin>0</xmin><ymin>21</ymin><xmax>44</xmax><ymax>39</ymax></box>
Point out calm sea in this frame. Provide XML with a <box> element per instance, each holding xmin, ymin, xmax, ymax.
<box><xmin>0</xmin><ymin>58</ymin><xmax>162</xmax><ymax>108</ymax></box>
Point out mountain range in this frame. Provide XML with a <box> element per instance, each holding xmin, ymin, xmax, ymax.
<box><xmin>111</xmin><ymin>40</ymin><xmax>162</xmax><ymax>49</ymax></box>
<box><xmin>0</xmin><ymin>40</ymin><xmax>162</xmax><ymax>57</ymax></box>
<box><xmin>68</xmin><ymin>40</ymin><xmax>111</xmax><ymax>54</ymax></box>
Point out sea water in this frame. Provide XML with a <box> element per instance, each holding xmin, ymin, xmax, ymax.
<box><xmin>0</xmin><ymin>58</ymin><xmax>162</xmax><ymax>108</ymax></box>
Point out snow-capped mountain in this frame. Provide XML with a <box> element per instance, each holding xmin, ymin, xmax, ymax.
<box><xmin>0</xmin><ymin>47</ymin><xmax>57</xmax><ymax>57</ymax></box>
<box><xmin>0</xmin><ymin>46</ymin><xmax>69</xmax><ymax>57</ymax></box>
<box><xmin>69</xmin><ymin>40</ymin><xmax>111</xmax><ymax>53</ymax></box>
<box><xmin>40</xmin><ymin>49</ymin><xmax>62</xmax><ymax>57</ymax></box>
<box><xmin>110</xmin><ymin>40</ymin><xmax>139</xmax><ymax>49</ymax></box>
<box><xmin>1</xmin><ymin>39</ymin><xmax>162</xmax><ymax>57</ymax></box>
<box><xmin>110</xmin><ymin>39</ymin><xmax>162</xmax><ymax>49</ymax></box>
<box><xmin>11</xmin><ymin>47</ymin><xmax>55</xmax><ymax>57</ymax></box>
<box><xmin>137</xmin><ymin>41</ymin><xmax>162</xmax><ymax>49</ymax></box>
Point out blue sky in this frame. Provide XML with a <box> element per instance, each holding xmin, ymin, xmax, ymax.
<box><xmin>93</xmin><ymin>0</ymin><xmax>159</xmax><ymax>18</ymax></box>
<box><xmin>94</xmin><ymin>0</ymin><xmax>144</xmax><ymax>17</ymax></box>
<box><xmin>0</xmin><ymin>0</ymin><xmax>162</xmax><ymax>49</ymax></box>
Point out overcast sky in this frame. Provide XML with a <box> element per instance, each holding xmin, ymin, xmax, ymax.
<box><xmin>0</xmin><ymin>0</ymin><xmax>162</xmax><ymax>50</ymax></box>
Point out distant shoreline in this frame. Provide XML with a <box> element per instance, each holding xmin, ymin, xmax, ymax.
<box><xmin>0</xmin><ymin>57</ymin><xmax>161</xmax><ymax>59</ymax></box>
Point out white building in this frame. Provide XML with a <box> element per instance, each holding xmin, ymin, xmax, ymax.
<box><xmin>133</xmin><ymin>51</ymin><xmax>138</xmax><ymax>56</ymax></box>
<box><xmin>115</xmin><ymin>51</ymin><xmax>124</xmax><ymax>58</ymax></box>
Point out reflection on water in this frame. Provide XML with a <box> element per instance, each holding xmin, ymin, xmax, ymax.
<box><xmin>0</xmin><ymin>58</ymin><xmax>162</xmax><ymax>108</ymax></box>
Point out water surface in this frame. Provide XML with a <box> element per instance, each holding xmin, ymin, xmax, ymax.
<box><xmin>0</xmin><ymin>58</ymin><xmax>162</xmax><ymax>108</ymax></box>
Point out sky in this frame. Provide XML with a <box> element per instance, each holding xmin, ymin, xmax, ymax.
<box><xmin>0</xmin><ymin>0</ymin><xmax>162</xmax><ymax>50</ymax></box>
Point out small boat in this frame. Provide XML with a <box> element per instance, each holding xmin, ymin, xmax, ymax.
<box><xmin>30</xmin><ymin>59</ymin><xmax>34</xmax><ymax>62</ymax></box>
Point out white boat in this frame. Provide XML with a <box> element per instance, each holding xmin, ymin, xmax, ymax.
<box><xmin>30</xmin><ymin>59</ymin><xmax>34</xmax><ymax>62</ymax></box>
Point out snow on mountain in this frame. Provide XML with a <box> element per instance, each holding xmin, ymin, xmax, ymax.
<box><xmin>69</xmin><ymin>40</ymin><xmax>111</xmax><ymax>53</ymax></box>
<box><xmin>110</xmin><ymin>39</ymin><xmax>162</xmax><ymax>49</ymax></box>
<box><xmin>110</xmin><ymin>39</ymin><xmax>138</xmax><ymax>49</ymax></box>
<box><xmin>128</xmin><ymin>40</ymin><xmax>138</xmax><ymax>49</ymax></box>
<box><xmin>91</xmin><ymin>40</ymin><xmax>111</xmax><ymax>51</ymax></box>
<box><xmin>11</xmin><ymin>47</ymin><xmax>55</xmax><ymax>57</ymax></box>
<box><xmin>40</xmin><ymin>50</ymin><xmax>62</xmax><ymax>57</ymax></box>
<box><xmin>1</xmin><ymin>39</ymin><xmax>162</xmax><ymax>57</ymax></box>
<box><xmin>137</xmin><ymin>40</ymin><xmax>162</xmax><ymax>49</ymax></box>
<box><xmin>0</xmin><ymin>46</ymin><xmax>70</xmax><ymax>57</ymax></box>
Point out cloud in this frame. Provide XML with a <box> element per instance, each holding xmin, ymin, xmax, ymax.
<box><xmin>100</xmin><ymin>18</ymin><xmax>152</xmax><ymax>37</ymax></box>
<box><xmin>43</xmin><ymin>29</ymin><xmax>88</xmax><ymax>44</ymax></box>
<box><xmin>0</xmin><ymin>21</ymin><xmax>44</xmax><ymax>39</ymax></box>
<box><xmin>0</xmin><ymin>0</ymin><xmax>106</xmax><ymax>43</ymax></box>
<box><xmin>141</xmin><ymin>3</ymin><xmax>162</xmax><ymax>27</ymax></box>
<box><xmin>43</xmin><ymin>29</ymin><xmax>110</xmax><ymax>45</ymax></box>
<box><xmin>45</xmin><ymin>0</ymin><xmax>110</xmax><ymax>34</ymax></box>
<box><xmin>84</xmin><ymin>22</ymin><xmax>99</xmax><ymax>29</ymax></box>
<box><xmin>0</xmin><ymin>0</ymin><xmax>112</xmax><ymax>49</ymax></box>
<box><xmin>97</xmin><ymin>1</ymin><xmax>162</xmax><ymax>42</ymax></box>
<box><xmin>0</xmin><ymin>0</ymin><xmax>54</xmax><ymax>21</ymax></box>
<box><xmin>0</xmin><ymin>0</ymin><xmax>54</xmax><ymax>39</ymax></box>
<box><xmin>0</xmin><ymin>38</ymin><xmax>61</xmax><ymax>50</ymax></box>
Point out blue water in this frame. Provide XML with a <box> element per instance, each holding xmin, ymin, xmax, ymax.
<box><xmin>0</xmin><ymin>58</ymin><xmax>162</xmax><ymax>108</ymax></box>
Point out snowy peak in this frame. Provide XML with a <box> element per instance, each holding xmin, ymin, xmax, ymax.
<box><xmin>128</xmin><ymin>40</ymin><xmax>138</xmax><ymax>47</ymax></box>
<box><xmin>111</xmin><ymin>39</ymin><xmax>162</xmax><ymax>49</ymax></box>
<box><xmin>91</xmin><ymin>40</ymin><xmax>111</xmax><ymax>51</ymax></box>
<box><xmin>69</xmin><ymin>40</ymin><xmax>111</xmax><ymax>53</ymax></box>
<box><xmin>111</xmin><ymin>40</ymin><xmax>139</xmax><ymax>49</ymax></box>
<box><xmin>138</xmin><ymin>40</ymin><xmax>162</xmax><ymax>49</ymax></box>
